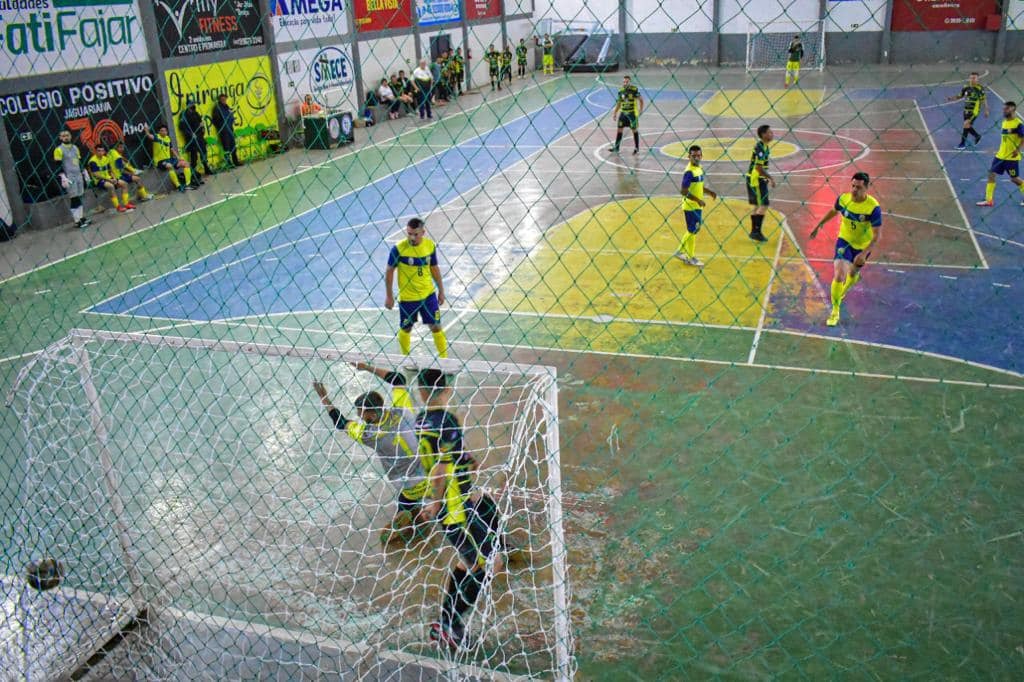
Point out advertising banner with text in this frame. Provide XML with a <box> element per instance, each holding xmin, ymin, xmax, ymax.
<box><xmin>277</xmin><ymin>45</ymin><xmax>357</xmax><ymax>119</ymax></box>
<box><xmin>465</xmin><ymin>0</ymin><xmax>500</xmax><ymax>21</ymax></box>
<box><xmin>353</xmin><ymin>0</ymin><xmax>413</xmax><ymax>33</ymax></box>
<box><xmin>1</xmin><ymin>74</ymin><xmax>160</xmax><ymax>201</ymax></box>
<box><xmin>416</xmin><ymin>0</ymin><xmax>459</xmax><ymax>26</ymax></box>
<box><xmin>164</xmin><ymin>56</ymin><xmax>279</xmax><ymax>166</ymax></box>
<box><xmin>891</xmin><ymin>0</ymin><xmax>998</xmax><ymax>31</ymax></box>
<box><xmin>0</xmin><ymin>0</ymin><xmax>148</xmax><ymax>78</ymax></box>
<box><xmin>269</xmin><ymin>0</ymin><xmax>349</xmax><ymax>44</ymax></box>
<box><xmin>154</xmin><ymin>0</ymin><xmax>266</xmax><ymax>58</ymax></box>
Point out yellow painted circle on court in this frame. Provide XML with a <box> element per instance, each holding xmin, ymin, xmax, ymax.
<box><xmin>660</xmin><ymin>138</ymin><xmax>799</xmax><ymax>162</ymax></box>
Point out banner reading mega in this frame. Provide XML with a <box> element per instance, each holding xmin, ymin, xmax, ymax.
<box><xmin>353</xmin><ymin>0</ymin><xmax>412</xmax><ymax>33</ymax></box>
<box><xmin>278</xmin><ymin>46</ymin><xmax>357</xmax><ymax>118</ymax></box>
<box><xmin>465</xmin><ymin>0</ymin><xmax>500</xmax><ymax>20</ymax></box>
<box><xmin>1</xmin><ymin>74</ymin><xmax>161</xmax><ymax>202</ymax></box>
<box><xmin>416</xmin><ymin>0</ymin><xmax>459</xmax><ymax>26</ymax></box>
<box><xmin>155</xmin><ymin>0</ymin><xmax>266</xmax><ymax>58</ymax></box>
<box><xmin>270</xmin><ymin>0</ymin><xmax>349</xmax><ymax>43</ymax></box>
<box><xmin>0</xmin><ymin>0</ymin><xmax>147</xmax><ymax>78</ymax></box>
<box><xmin>891</xmin><ymin>0</ymin><xmax>999</xmax><ymax>31</ymax></box>
<box><xmin>164</xmin><ymin>56</ymin><xmax>279</xmax><ymax>167</ymax></box>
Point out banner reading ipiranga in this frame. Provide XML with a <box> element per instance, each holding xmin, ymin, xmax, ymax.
<box><xmin>353</xmin><ymin>0</ymin><xmax>413</xmax><ymax>33</ymax></box>
<box><xmin>0</xmin><ymin>0</ymin><xmax>148</xmax><ymax>78</ymax></box>
<box><xmin>154</xmin><ymin>0</ymin><xmax>266</xmax><ymax>58</ymax></box>
<box><xmin>270</xmin><ymin>0</ymin><xmax>349</xmax><ymax>44</ymax></box>
<box><xmin>1</xmin><ymin>74</ymin><xmax>161</xmax><ymax>202</ymax></box>
<box><xmin>164</xmin><ymin>56</ymin><xmax>279</xmax><ymax>167</ymax></box>
<box><xmin>465</xmin><ymin>0</ymin><xmax>500</xmax><ymax>20</ymax></box>
<box><xmin>278</xmin><ymin>46</ymin><xmax>357</xmax><ymax>118</ymax></box>
<box><xmin>890</xmin><ymin>0</ymin><xmax>998</xmax><ymax>31</ymax></box>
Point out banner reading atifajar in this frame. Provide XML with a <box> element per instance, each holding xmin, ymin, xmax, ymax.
<box><xmin>465</xmin><ymin>0</ymin><xmax>500</xmax><ymax>20</ymax></box>
<box><xmin>353</xmin><ymin>0</ymin><xmax>413</xmax><ymax>33</ymax></box>
<box><xmin>890</xmin><ymin>0</ymin><xmax>999</xmax><ymax>31</ymax></box>
<box><xmin>0</xmin><ymin>0</ymin><xmax>148</xmax><ymax>78</ymax></box>
<box><xmin>154</xmin><ymin>0</ymin><xmax>266</xmax><ymax>58</ymax></box>
<box><xmin>1</xmin><ymin>74</ymin><xmax>161</xmax><ymax>201</ymax></box>
<box><xmin>164</xmin><ymin>56</ymin><xmax>279</xmax><ymax>167</ymax></box>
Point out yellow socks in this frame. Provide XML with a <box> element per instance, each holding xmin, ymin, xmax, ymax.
<box><xmin>183</xmin><ymin>166</ymin><xmax>193</xmax><ymax>185</ymax></box>
<box><xmin>110</xmin><ymin>195</ymin><xmax>120</xmax><ymax>208</ymax></box>
<box><xmin>168</xmin><ymin>170</ymin><xmax>181</xmax><ymax>188</ymax></box>
<box><xmin>138</xmin><ymin>186</ymin><xmax>150</xmax><ymax>199</ymax></box>
<box><xmin>830</xmin><ymin>279</ymin><xmax>844</xmax><ymax>308</ymax></box>
<box><xmin>397</xmin><ymin>328</ymin><xmax>411</xmax><ymax>354</ymax></box>
<box><xmin>985</xmin><ymin>182</ymin><xmax>996</xmax><ymax>202</ymax></box>
<box><xmin>121</xmin><ymin>191</ymin><xmax>130</xmax><ymax>205</ymax></box>
<box><xmin>679</xmin><ymin>232</ymin><xmax>696</xmax><ymax>259</ymax></box>
<box><xmin>432</xmin><ymin>330</ymin><xmax>448</xmax><ymax>358</ymax></box>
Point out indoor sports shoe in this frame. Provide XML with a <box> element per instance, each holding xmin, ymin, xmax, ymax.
<box><xmin>690</xmin><ymin>257</ymin><xmax>704</xmax><ymax>267</ymax></box>
<box><xmin>826</xmin><ymin>307</ymin><xmax>841</xmax><ymax>327</ymax></box>
<box><xmin>632</xmin><ymin>148</ymin><xmax>639</xmax><ymax>155</ymax></box>
<box><xmin>430</xmin><ymin>622</ymin><xmax>471</xmax><ymax>651</ymax></box>
<box><xmin>975</xmin><ymin>200</ymin><xmax>993</xmax><ymax>207</ymax></box>
<box><xmin>124</xmin><ymin>203</ymin><xmax>137</xmax><ymax>211</ymax></box>
<box><xmin>607</xmin><ymin>147</ymin><xmax>619</xmax><ymax>153</ymax></box>
<box><xmin>116</xmin><ymin>205</ymin><xmax>128</xmax><ymax>213</ymax></box>
<box><xmin>672</xmin><ymin>251</ymin><xmax>690</xmax><ymax>263</ymax></box>
<box><xmin>955</xmin><ymin>143</ymin><xmax>967</xmax><ymax>150</ymax></box>
<box><xmin>749</xmin><ymin>230</ymin><xmax>768</xmax><ymax>243</ymax></box>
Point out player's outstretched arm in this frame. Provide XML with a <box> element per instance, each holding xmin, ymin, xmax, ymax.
<box><xmin>350</xmin><ymin>361</ymin><xmax>406</xmax><ymax>387</ymax></box>
<box><xmin>313</xmin><ymin>381</ymin><xmax>349</xmax><ymax>429</ymax></box>
<box><xmin>809</xmin><ymin>208</ymin><xmax>839</xmax><ymax>239</ymax></box>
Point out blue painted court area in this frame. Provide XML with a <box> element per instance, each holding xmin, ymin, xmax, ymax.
<box><xmin>89</xmin><ymin>89</ymin><xmax>611</xmax><ymax>321</ymax></box>
<box><xmin>773</xmin><ymin>84</ymin><xmax>1024</xmax><ymax>375</ymax></box>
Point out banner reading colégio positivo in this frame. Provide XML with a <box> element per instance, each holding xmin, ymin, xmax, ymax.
<box><xmin>165</xmin><ymin>56</ymin><xmax>279</xmax><ymax>168</ymax></box>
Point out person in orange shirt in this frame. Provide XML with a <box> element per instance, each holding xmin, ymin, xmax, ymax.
<box><xmin>301</xmin><ymin>94</ymin><xmax>323</xmax><ymax>116</ymax></box>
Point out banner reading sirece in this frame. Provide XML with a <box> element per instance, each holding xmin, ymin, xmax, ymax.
<box><xmin>164</xmin><ymin>56</ymin><xmax>279</xmax><ymax>168</ymax></box>
<box><xmin>277</xmin><ymin>45</ymin><xmax>357</xmax><ymax>119</ymax></box>
<box><xmin>0</xmin><ymin>0</ymin><xmax>148</xmax><ymax>78</ymax></box>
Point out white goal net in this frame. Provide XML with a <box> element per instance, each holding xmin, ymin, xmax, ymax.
<box><xmin>746</xmin><ymin>20</ymin><xmax>825</xmax><ymax>72</ymax></box>
<box><xmin>5</xmin><ymin>329</ymin><xmax>574</xmax><ymax>680</ymax></box>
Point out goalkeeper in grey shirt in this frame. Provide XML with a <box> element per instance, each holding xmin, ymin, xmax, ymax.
<box><xmin>314</xmin><ymin>361</ymin><xmax>431</xmax><ymax>546</ymax></box>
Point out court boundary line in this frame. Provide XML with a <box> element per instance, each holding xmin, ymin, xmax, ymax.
<box><xmin>913</xmin><ymin>100</ymin><xmax>989</xmax><ymax>269</ymax></box>
<box><xmin>83</xmin><ymin>88</ymin><xmax>605</xmax><ymax>316</ymax></box>
<box><xmin>180</xmin><ymin>319</ymin><xmax>1024</xmax><ymax>391</ymax></box>
<box><xmin>0</xmin><ymin>78</ymin><xmax>560</xmax><ymax>289</ymax></box>
<box><xmin>748</xmin><ymin>224</ymin><xmax>786</xmax><ymax>364</ymax></box>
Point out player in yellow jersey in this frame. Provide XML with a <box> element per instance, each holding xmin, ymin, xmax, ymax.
<box><xmin>541</xmin><ymin>34</ymin><xmax>554</xmax><ymax>75</ymax></box>
<box><xmin>976</xmin><ymin>101</ymin><xmax>1024</xmax><ymax>207</ymax></box>
<box><xmin>385</xmin><ymin>218</ymin><xmax>449</xmax><ymax>357</ymax></box>
<box><xmin>947</xmin><ymin>72</ymin><xmax>989</xmax><ymax>149</ymax></box>
<box><xmin>144</xmin><ymin>123</ymin><xmax>195</xmax><ymax>193</ymax></box>
<box><xmin>784</xmin><ymin>35</ymin><xmax>803</xmax><ymax>88</ymax></box>
<box><xmin>86</xmin><ymin>143</ymin><xmax>133</xmax><ymax>213</ymax></box>
<box><xmin>809</xmin><ymin>172</ymin><xmax>882</xmax><ymax>327</ymax></box>
<box><xmin>111</xmin><ymin>142</ymin><xmax>152</xmax><ymax>204</ymax></box>
<box><xmin>673</xmin><ymin>144</ymin><xmax>718</xmax><ymax>267</ymax></box>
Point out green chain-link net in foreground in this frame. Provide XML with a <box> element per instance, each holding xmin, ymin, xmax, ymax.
<box><xmin>1</xmin><ymin>1</ymin><xmax>1023</xmax><ymax>680</ymax></box>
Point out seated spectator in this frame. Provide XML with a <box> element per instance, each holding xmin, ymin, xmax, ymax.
<box><xmin>112</xmin><ymin>141</ymin><xmax>153</xmax><ymax>203</ymax></box>
<box><xmin>392</xmin><ymin>74</ymin><xmax>415</xmax><ymax>111</ymax></box>
<box><xmin>377</xmin><ymin>78</ymin><xmax>400</xmax><ymax>120</ymax></box>
<box><xmin>300</xmin><ymin>94</ymin><xmax>323</xmax><ymax>116</ymax></box>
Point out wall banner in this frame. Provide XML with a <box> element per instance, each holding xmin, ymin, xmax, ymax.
<box><xmin>154</xmin><ymin>0</ymin><xmax>266</xmax><ymax>58</ymax></box>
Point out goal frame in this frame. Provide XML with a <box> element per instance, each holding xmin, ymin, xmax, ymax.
<box><xmin>745</xmin><ymin>19</ymin><xmax>826</xmax><ymax>73</ymax></box>
<box><xmin>9</xmin><ymin>328</ymin><xmax>575</xmax><ymax>681</ymax></box>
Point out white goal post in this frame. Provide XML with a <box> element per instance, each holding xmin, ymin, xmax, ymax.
<box><xmin>7</xmin><ymin>329</ymin><xmax>575</xmax><ymax>681</ymax></box>
<box><xmin>746</xmin><ymin>19</ymin><xmax>826</xmax><ymax>72</ymax></box>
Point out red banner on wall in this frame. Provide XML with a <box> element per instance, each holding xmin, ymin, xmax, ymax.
<box><xmin>891</xmin><ymin>0</ymin><xmax>998</xmax><ymax>31</ymax></box>
<box><xmin>354</xmin><ymin>0</ymin><xmax>414</xmax><ymax>33</ymax></box>
<box><xmin>466</xmin><ymin>0</ymin><xmax>501</xmax><ymax>21</ymax></box>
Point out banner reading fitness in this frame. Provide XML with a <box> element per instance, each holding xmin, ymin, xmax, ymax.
<box><xmin>1</xmin><ymin>74</ymin><xmax>161</xmax><ymax>202</ymax></box>
<box><xmin>353</xmin><ymin>0</ymin><xmax>412</xmax><ymax>33</ymax></box>
<box><xmin>154</xmin><ymin>0</ymin><xmax>266</xmax><ymax>57</ymax></box>
<box><xmin>164</xmin><ymin>56</ymin><xmax>279</xmax><ymax>167</ymax></box>
<box><xmin>0</xmin><ymin>0</ymin><xmax>148</xmax><ymax>78</ymax></box>
<box><xmin>890</xmin><ymin>0</ymin><xmax>999</xmax><ymax>31</ymax></box>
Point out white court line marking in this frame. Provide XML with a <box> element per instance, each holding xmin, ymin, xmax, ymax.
<box><xmin>748</xmin><ymin>226</ymin><xmax>786</xmax><ymax>365</ymax></box>
<box><xmin>83</xmin><ymin>280</ymin><xmax>98</xmax><ymax>286</ymax></box>
<box><xmin>939</xmin><ymin>275</ymin><xmax>958</xmax><ymax>280</ymax></box>
<box><xmin>196</xmin><ymin>319</ymin><xmax>1024</xmax><ymax>391</ymax></box>
<box><xmin>916</xmin><ymin>99</ymin><xmax>989</xmax><ymax>268</ymax></box>
<box><xmin>88</xmin><ymin>92</ymin><xmax>611</xmax><ymax>317</ymax></box>
<box><xmin>993</xmin><ymin>282</ymin><xmax>1010</xmax><ymax>288</ymax></box>
<box><xmin>0</xmin><ymin>77</ymin><xmax>559</xmax><ymax>288</ymax></box>
<box><xmin>34</xmin><ymin>289</ymin><xmax>51</xmax><ymax>295</ymax></box>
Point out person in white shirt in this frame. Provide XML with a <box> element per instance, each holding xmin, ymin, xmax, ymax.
<box><xmin>412</xmin><ymin>59</ymin><xmax>433</xmax><ymax>120</ymax></box>
<box><xmin>378</xmin><ymin>78</ymin><xmax>399</xmax><ymax>120</ymax></box>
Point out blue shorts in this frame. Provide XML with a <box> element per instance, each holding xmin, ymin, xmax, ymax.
<box><xmin>684</xmin><ymin>209</ymin><xmax>702</xmax><ymax>234</ymax></box>
<box><xmin>156</xmin><ymin>159</ymin><xmax>176</xmax><ymax>171</ymax></box>
<box><xmin>120</xmin><ymin>171</ymin><xmax>139</xmax><ymax>183</ymax></box>
<box><xmin>990</xmin><ymin>158</ymin><xmax>1020</xmax><ymax>177</ymax></box>
<box><xmin>834</xmin><ymin>238</ymin><xmax>870</xmax><ymax>264</ymax></box>
<box><xmin>399</xmin><ymin>293</ymin><xmax>440</xmax><ymax>329</ymax></box>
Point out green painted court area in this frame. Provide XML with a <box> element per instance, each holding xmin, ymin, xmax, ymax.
<box><xmin>2</xmin><ymin>69</ymin><xmax>1024</xmax><ymax>679</ymax></box>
